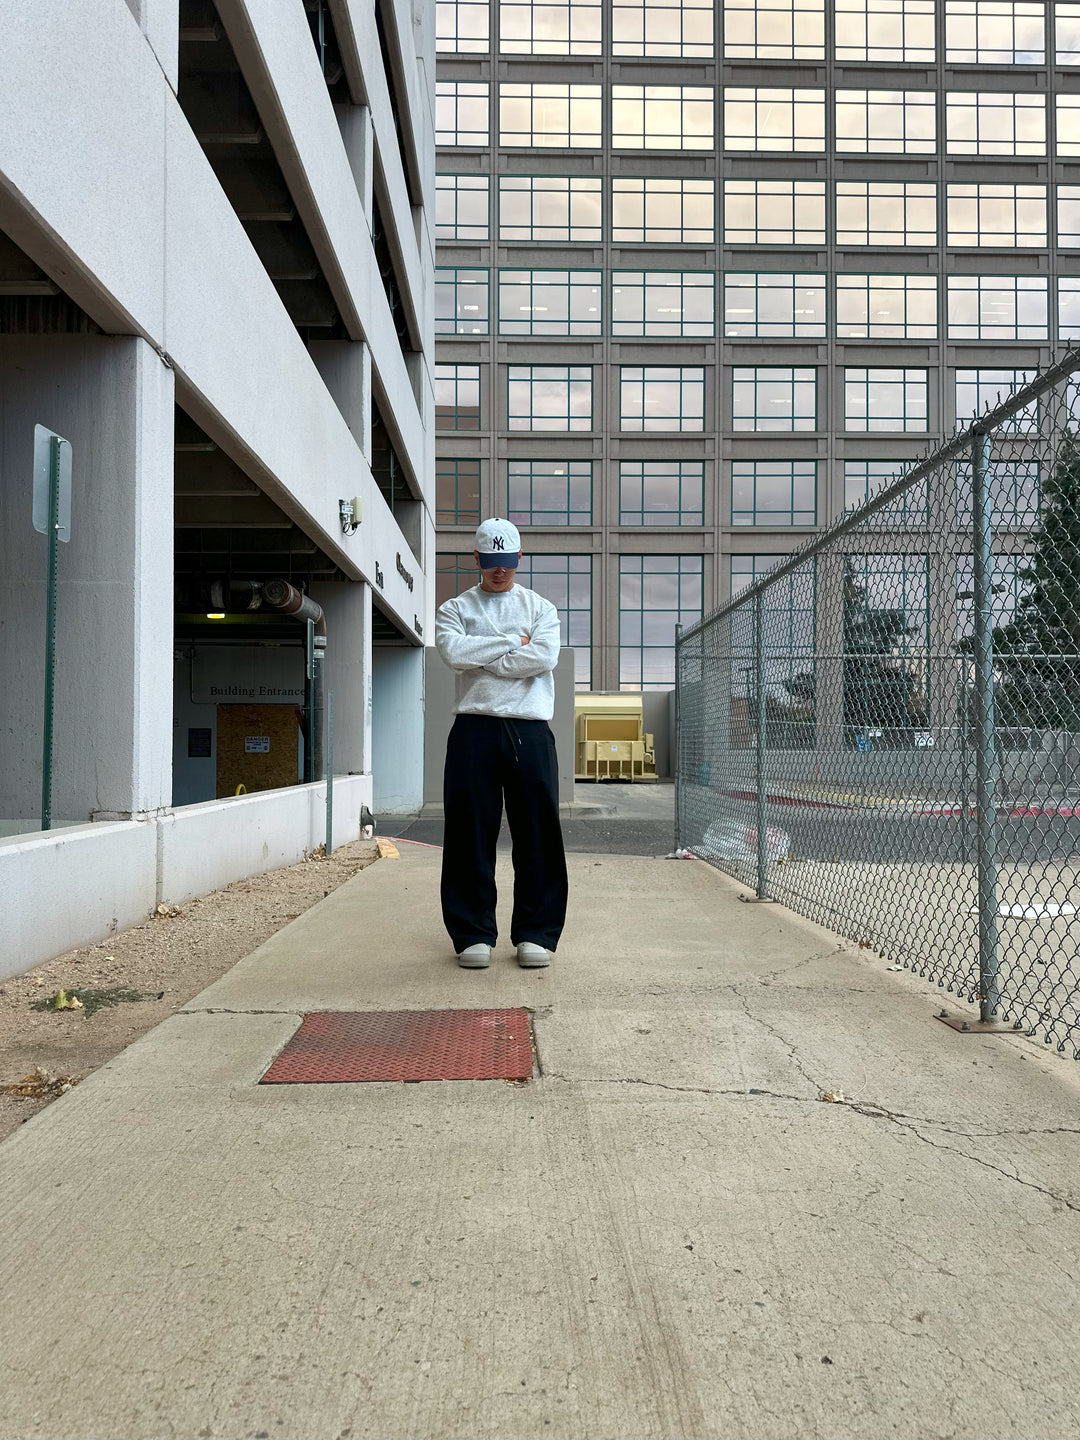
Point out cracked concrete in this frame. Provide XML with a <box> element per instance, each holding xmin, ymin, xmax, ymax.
<box><xmin>1</xmin><ymin>847</ymin><xmax>1080</xmax><ymax>1440</ymax></box>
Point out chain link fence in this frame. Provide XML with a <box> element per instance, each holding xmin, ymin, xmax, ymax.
<box><xmin>676</xmin><ymin>351</ymin><xmax>1080</xmax><ymax>1056</ymax></box>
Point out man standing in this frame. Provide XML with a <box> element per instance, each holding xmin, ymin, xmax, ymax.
<box><xmin>434</xmin><ymin>518</ymin><xmax>568</xmax><ymax>969</ymax></box>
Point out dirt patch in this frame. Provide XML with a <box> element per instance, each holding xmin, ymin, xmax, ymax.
<box><xmin>0</xmin><ymin>839</ymin><xmax>379</xmax><ymax>1143</ymax></box>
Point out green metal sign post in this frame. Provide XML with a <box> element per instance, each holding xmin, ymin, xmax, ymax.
<box><xmin>32</xmin><ymin>426</ymin><xmax>72</xmax><ymax>831</ymax></box>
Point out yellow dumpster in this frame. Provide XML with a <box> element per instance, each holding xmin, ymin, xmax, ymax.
<box><xmin>574</xmin><ymin>694</ymin><xmax>657</xmax><ymax>781</ymax></box>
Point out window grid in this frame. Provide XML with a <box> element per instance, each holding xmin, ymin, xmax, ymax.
<box><xmin>835</xmin><ymin>0</ymin><xmax>935</xmax><ymax>61</ymax></box>
<box><xmin>620</xmin><ymin>367</ymin><xmax>706</xmax><ymax>431</ymax></box>
<box><xmin>723</xmin><ymin>179</ymin><xmax>826</xmax><ymax>244</ymax></box>
<box><xmin>835</xmin><ymin>181</ymin><xmax>937</xmax><ymax>246</ymax></box>
<box><xmin>731</xmin><ymin>460</ymin><xmax>817</xmax><ymax>527</ymax></box>
<box><xmin>1057</xmin><ymin>94</ymin><xmax>1080</xmax><ymax>156</ymax></box>
<box><xmin>498</xmin><ymin>176</ymin><xmax>603</xmax><ymax>242</ymax></box>
<box><xmin>955</xmin><ymin>369</ymin><xmax>1038</xmax><ymax>432</ymax></box>
<box><xmin>946</xmin><ymin>275</ymin><xmax>1048</xmax><ymax>340</ymax></box>
<box><xmin>724</xmin><ymin>87</ymin><xmax>826</xmax><ymax>151</ymax></box>
<box><xmin>1058</xmin><ymin>186</ymin><xmax>1080</xmax><ymax>247</ymax></box>
<box><xmin>499</xmin><ymin>0</ymin><xmax>602</xmax><ymax>54</ymax></box>
<box><xmin>1059</xmin><ymin>277</ymin><xmax>1080</xmax><ymax>338</ymax></box>
<box><xmin>845</xmin><ymin>369</ymin><xmax>929</xmax><ymax>432</ymax></box>
<box><xmin>434</xmin><ymin>363</ymin><xmax>481</xmax><ymax>432</ymax></box>
<box><xmin>435</xmin><ymin>80</ymin><xmax>489</xmax><ymax>146</ymax></box>
<box><xmin>946</xmin><ymin>91</ymin><xmax>1046</xmax><ymax>156</ymax></box>
<box><xmin>499</xmin><ymin>83</ymin><xmax>602</xmax><ymax>147</ymax></box>
<box><xmin>618</xmin><ymin>555</ymin><xmax>704</xmax><ymax>690</ymax></box>
<box><xmin>724</xmin><ymin>273</ymin><xmax>827</xmax><ymax>338</ymax></box>
<box><xmin>845</xmin><ymin>555</ymin><xmax>930</xmax><ymax>660</ymax></box>
<box><xmin>612</xmin><ymin>85</ymin><xmax>715</xmax><ymax>149</ymax></box>
<box><xmin>497</xmin><ymin>269</ymin><xmax>603</xmax><ymax>337</ymax></box>
<box><xmin>1059</xmin><ymin>3</ymin><xmax>1080</xmax><ymax>63</ymax></box>
<box><xmin>436</xmin><ymin>553</ymin><xmax>480</xmax><ymax>608</ymax></box>
<box><xmin>436</xmin><ymin>457</ymin><xmax>482</xmax><ymax>526</ymax></box>
<box><xmin>946</xmin><ymin>183</ymin><xmax>1047</xmax><ymax>247</ymax></box>
<box><xmin>945</xmin><ymin>0</ymin><xmax>1045</xmax><ymax>63</ymax></box>
<box><xmin>612</xmin><ymin>0</ymin><xmax>715</xmax><ymax>56</ymax></box>
<box><xmin>507</xmin><ymin>365</ymin><xmax>593</xmax><ymax>431</ymax></box>
<box><xmin>611</xmin><ymin>178</ymin><xmax>715</xmax><ymax>243</ymax></box>
<box><xmin>730</xmin><ymin>557</ymin><xmax>816</xmax><ymax>733</ymax></box>
<box><xmin>835</xmin><ymin>90</ymin><xmax>937</xmax><ymax>154</ymax></box>
<box><xmin>435</xmin><ymin>267</ymin><xmax>489</xmax><ymax>335</ymax></box>
<box><xmin>732</xmin><ymin>367</ymin><xmax>817</xmax><ymax>432</ymax></box>
<box><xmin>836</xmin><ymin>274</ymin><xmax>938</xmax><ymax>340</ymax></box>
<box><xmin>723</xmin><ymin>0</ymin><xmax>825</xmax><ymax>60</ymax></box>
<box><xmin>435</xmin><ymin>174</ymin><xmax>489</xmax><ymax>242</ymax></box>
<box><xmin>844</xmin><ymin>461</ymin><xmax>929</xmax><ymax>526</ymax></box>
<box><xmin>506</xmin><ymin>460</ymin><xmax>593</xmax><ymax>526</ymax></box>
<box><xmin>515</xmin><ymin>554</ymin><xmax>593</xmax><ymax>687</ymax></box>
<box><xmin>619</xmin><ymin>460</ymin><xmax>706</xmax><ymax>525</ymax></box>
<box><xmin>436</xmin><ymin>0</ymin><xmax>489</xmax><ymax>52</ymax></box>
<box><xmin>956</xmin><ymin>461</ymin><xmax>1040</xmax><ymax>526</ymax></box>
<box><xmin>611</xmin><ymin>270</ymin><xmax>716</xmax><ymax>338</ymax></box>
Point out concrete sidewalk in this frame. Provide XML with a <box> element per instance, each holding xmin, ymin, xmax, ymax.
<box><xmin>2</xmin><ymin>847</ymin><xmax>1080</xmax><ymax>1440</ymax></box>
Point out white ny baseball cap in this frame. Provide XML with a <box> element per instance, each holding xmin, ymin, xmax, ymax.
<box><xmin>474</xmin><ymin>517</ymin><xmax>521</xmax><ymax>569</ymax></box>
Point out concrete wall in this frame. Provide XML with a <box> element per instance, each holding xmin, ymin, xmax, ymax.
<box><xmin>372</xmin><ymin>647</ymin><xmax>425</xmax><ymax>813</ymax></box>
<box><xmin>422</xmin><ymin>648</ymin><xmax>577</xmax><ymax>811</ymax></box>
<box><xmin>0</xmin><ymin>335</ymin><xmax>173</xmax><ymax>824</ymax></box>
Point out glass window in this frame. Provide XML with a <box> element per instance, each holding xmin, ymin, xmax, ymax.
<box><xmin>723</xmin><ymin>273</ymin><xmax>826</xmax><ymax>338</ymax></box>
<box><xmin>946</xmin><ymin>91</ymin><xmax>1045</xmax><ymax>156</ymax></box>
<box><xmin>611</xmin><ymin>178</ymin><xmax>715</xmax><ymax>243</ymax></box>
<box><xmin>436</xmin><ymin>0</ymin><xmax>489</xmax><ymax>51</ymax></box>
<box><xmin>955</xmin><ymin>556</ymin><xmax>1030</xmax><ymax>646</ymax></box>
<box><xmin>507</xmin><ymin>460</ymin><xmax>592</xmax><ymax>525</ymax></box>
<box><xmin>1058</xmin><ymin>277</ymin><xmax>1080</xmax><ymax>338</ymax></box>
<box><xmin>516</xmin><ymin>555</ymin><xmax>593</xmax><ymax>687</ymax></box>
<box><xmin>499</xmin><ymin>0</ymin><xmax>602</xmax><ymax>54</ymax></box>
<box><xmin>835</xmin><ymin>181</ymin><xmax>937</xmax><ymax>246</ymax></box>
<box><xmin>730</xmin><ymin>556</ymin><xmax>816</xmax><ymax>740</ymax></box>
<box><xmin>835</xmin><ymin>0</ymin><xmax>935</xmax><ymax>61</ymax></box>
<box><xmin>499</xmin><ymin>83</ymin><xmax>602</xmax><ymax>147</ymax></box>
<box><xmin>945</xmin><ymin>1</ymin><xmax>1044</xmax><ymax>63</ymax></box>
<box><xmin>731</xmin><ymin>460</ymin><xmax>816</xmax><ymax>526</ymax></box>
<box><xmin>507</xmin><ymin>365</ymin><xmax>593</xmax><ymax>430</ymax></box>
<box><xmin>436</xmin><ymin>553</ymin><xmax>480</xmax><ymax>606</ymax></box>
<box><xmin>723</xmin><ymin>179</ymin><xmax>826</xmax><ymax>243</ymax></box>
<box><xmin>732</xmin><ymin>367</ymin><xmax>816</xmax><ymax>431</ymax></box>
<box><xmin>620</xmin><ymin>367</ymin><xmax>706</xmax><ymax>431</ymax></box>
<box><xmin>435</xmin><ymin>268</ymin><xmax>488</xmax><ymax>334</ymax></box>
<box><xmin>956</xmin><ymin>462</ymin><xmax>1039</xmax><ymax>526</ymax></box>
<box><xmin>435</xmin><ymin>81</ymin><xmax>489</xmax><ymax>146</ymax></box>
<box><xmin>435</xmin><ymin>174</ymin><xmax>490</xmax><ymax>241</ymax></box>
<box><xmin>844</xmin><ymin>369</ymin><xmax>929</xmax><ymax>432</ymax></box>
<box><xmin>835</xmin><ymin>274</ymin><xmax>938</xmax><ymax>339</ymax></box>
<box><xmin>435</xmin><ymin>363</ymin><xmax>482</xmax><ymax>430</ymax></box>
<box><xmin>1057</xmin><ymin>94</ymin><xmax>1080</xmax><ymax>155</ymax></box>
<box><xmin>619</xmin><ymin>555</ymin><xmax>703</xmax><ymax>690</ymax></box>
<box><xmin>955</xmin><ymin>369</ymin><xmax>1037</xmax><ymax>431</ymax></box>
<box><xmin>612</xmin><ymin>86</ymin><xmax>715</xmax><ymax>149</ymax></box>
<box><xmin>835</xmin><ymin>90</ymin><xmax>936</xmax><ymax>154</ymax></box>
<box><xmin>946</xmin><ymin>183</ymin><xmax>1047</xmax><ymax>247</ymax></box>
<box><xmin>498</xmin><ymin>176</ymin><xmax>602</xmax><ymax>242</ymax></box>
<box><xmin>497</xmin><ymin>269</ymin><xmax>603</xmax><ymax>336</ymax></box>
<box><xmin>436</xmin><ymin>458</ymin><xmax>482</xmax><ymax>526</ymax></box>
<box><xmin>844</xmin><ymin>556</ymin><xmax>930</xmax><ymax>726</ymax></box>
<box><xmin>844</xmin><ymin>461</ymin><xmax>928</xmax><ymax>526</ymax></box>
<box><xmin>1058</xmin><ymin>186</ymin><xmax>1080</xmax><ymax>246</ymax></box>
<box><xmin>723</xmin><ymin>0</ymin><xmax>825</xmax><ymax>59</ymax></box>
<box><xmin>611</xmin><ymin>271</ymin><xmax>715</xmax><ymax>337</ymax></box>
<box><xmin>618</xmin><ymin>461</ymin><xmax>705</xmax><ymax>525</ymax></box>
<box><xmin>723</xmin><ymin>88</ymin><xmax>826</xmax><ymax>151</ymax></box>
<box><xmin>1057</xmin><ymin>2</ymin><xmax>1080</xmax><ymax>62</ymax></box>
<box><xmin>612</xmin><ymin>0</ymin><xmax>714</xmax><ymax>55</ymax></box>
<box><xmin>946</xmin><ymin>275</ymin><xmax>1048</xmax><ymax>339</ymax></box>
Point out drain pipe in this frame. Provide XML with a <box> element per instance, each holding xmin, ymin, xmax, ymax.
<box><xmin>262</xmin><ymin>580</ymin><xmax>326</xmax><ymax>783</ymax></box>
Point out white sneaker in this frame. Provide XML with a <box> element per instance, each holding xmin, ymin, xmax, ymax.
<box><xmin>457</xmin><ymin>943</ymin><xmax>491</xmax><ymax>969</ymax></box>
<box><xmin>516</xmin><ymin>942</ymin><xmax>551</xmax><ymax>968</ymax></box>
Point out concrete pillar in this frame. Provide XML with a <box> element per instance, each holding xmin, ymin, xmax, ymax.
<box><xmin>335</xmin><ymin>104</ymin><xmax>374</xmax><ymax>219</ymax></box>
<box><xmin>122</xmin><ymin>0</ymin><xmax>179</xmax><ymax>92</ymax></box>
<box><xmin>0</xmin><ymin>335</ymin><xmax>174</xmax><ymax>826</ymax></box>
<box><xmin>309</xmin><ymin>340</ymin><xmax>372</xmax><ymax>459</ymax></box>
<box><xmin>372</xmin><ymin>644</ymin><xmax>424</xmax><ymax>813</ymax></box>
<box><xmin>310</xmin><ymin>579</ymin><xmax>371</xmax><ymax>776</ymax></box>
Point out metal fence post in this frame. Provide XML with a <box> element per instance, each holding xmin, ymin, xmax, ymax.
<box><xmin>325</xmin><ymin>689</ymin><xmax>335</xmax><ymax>858</ymax></box>
<box><xmin>40</xmin><ymin>436</ymin><xmax>62</xmax><ymax>831</ymax></box>
<box><xmin>674</xmin><ymin>624</ymin><xmax>682</xmax><ymax>854</ymax></box>
<box><xmin>755</xmin><ymin>590</ymin><xmax>768</xmax><ymax>899</ymax></box>
<box><xmin>971</xmin><ymin>430</ymin><xmax>1001</xmax><ymax>1020</ymax></box>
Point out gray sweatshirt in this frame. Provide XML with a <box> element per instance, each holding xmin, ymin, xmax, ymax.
<box><xmin>435</xmin><ymin>584</ymin><xmax>561</xmax><ymax>720</ymax></box>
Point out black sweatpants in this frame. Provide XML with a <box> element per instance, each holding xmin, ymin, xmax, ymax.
<box><xmin>441</xmin><ymin>714</ymin><xmax>568</xmax><ymax>954</ymax></box>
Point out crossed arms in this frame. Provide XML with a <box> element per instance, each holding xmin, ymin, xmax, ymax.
<box><xmin>435</xmin><ymin>603</ymin><xmax>560</xmax><ymax>678</ymax></box>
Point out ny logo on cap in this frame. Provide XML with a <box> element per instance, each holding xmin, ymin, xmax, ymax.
<box><xmin>491</xmin><ymin>536</ymin><xmax>505</xmax><ymax>550</ymax></box>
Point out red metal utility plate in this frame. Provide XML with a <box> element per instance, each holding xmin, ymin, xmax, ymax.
<box><xmin>260</xmin><ymin>1008</ymin><xmax>533</xmax><ymax>1084</ymax></box>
